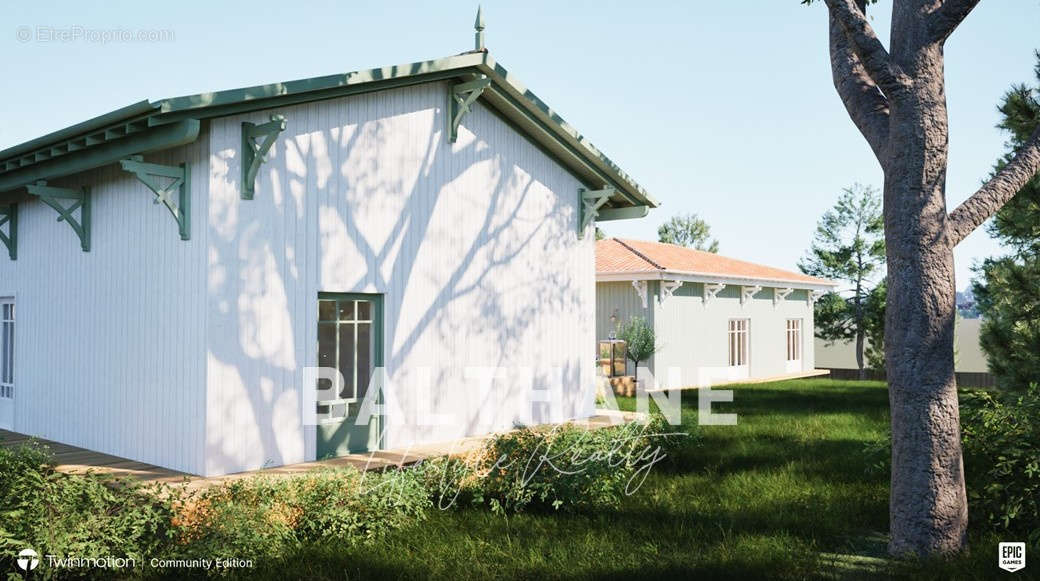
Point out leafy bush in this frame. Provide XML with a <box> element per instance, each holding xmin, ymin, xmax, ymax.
<box><xmin>861</xmin><ymin>386</ymin><xmax>1040</xmax><ymax>542</ymax></box>
<box><xmin>424</xmin><ymin>415</ymin><xmax>683</xmax><ymax>514</ymax></box>
<box><xmin>173</xmin><ymin>466</ymin><xmax>431</xmax><ymax>560</ymax></box>
<box><xmin>0</xmin><ymin>442</ymin><xmax>433</xmax><ymax>569</ymax></box>
<box><xmin>0</xmin><ymin>442</ymin><xmax>176</xmax><ymax>565</ymax></box>
<box><xmin>0</xmin><ymin>418</ymin><xmax>684</xmax><ymax>571</ymax></box>
<box><xmin>961</xmin><ymin>384</ymin><xmax>1040</xmax><ymax>542</ymax></box>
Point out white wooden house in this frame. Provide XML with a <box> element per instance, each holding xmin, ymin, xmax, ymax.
<box><xmin>596</xmin><ymin>239</ymin><xmax>837</xmax><ymax>389</ymax></box>
<box><xmin>0</xmin><ymin>38</ymin><xmax>657</xmax><ymax>475</ymax></box>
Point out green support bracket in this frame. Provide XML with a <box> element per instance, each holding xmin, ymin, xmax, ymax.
<box><xmin>0</xmin><ymin>204</ymin><xmax>16</xmax><ymax>260</ymax></box>
<box><xmin>449</xmin><ymin>77</ymin><xmax>491</xmax><ymax>143</ymax></box>
<box><xmin>26</xmin><ymin>181</ymin><xmax>91</xmax><ymax>252</ymax></box>
<box><xmin>120</xmin><ymin>156</ymin><xmax>191</xmax><ymax>241</ymax></box>
<box><xmin>578</xmin><ymin>186</ymin><xmax>614</xmax><ymax>239</ymax></box>
<box><xmin>241</xmin><ymin>115</ymin><xmax>287</xmax><ymax>199</ymax></box>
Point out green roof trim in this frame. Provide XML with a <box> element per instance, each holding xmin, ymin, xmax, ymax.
<box><xmin>0</xmin><ymin>52</ymin><xmax>657</xmax><ymax>209</ymax></box>
<box><xmin>0</xmin><ymin>100</ymin><xmax>156</xmax><ymax>162</ymax></box>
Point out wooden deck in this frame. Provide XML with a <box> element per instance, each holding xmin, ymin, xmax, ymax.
<box><xmin>0</xmin><ymin>411</ymin><xmax>639</xmax><ymax>491</ymax></box>
<box><xmin>0</xmin><ymin>429</ymin><xmax>186</xmax><ymax>483</ymax></box>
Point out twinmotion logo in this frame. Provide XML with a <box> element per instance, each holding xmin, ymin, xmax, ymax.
<box><xmin>16</xmin><ymin>548</ymin><xmax>39</xmax><ymax>571</ymax></box>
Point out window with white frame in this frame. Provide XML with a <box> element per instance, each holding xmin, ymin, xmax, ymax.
<box><xmin>786</xmin><ymin>319</ymin><xmax>802</xmax><ymax>362</ymax></box>
<box><xmin>1</xmin><ymin>300</ymin><xmax>13</xmax><ymax>399</ymax></box>
<box><xmin>728</xmin><ymin>319</ymin><xmax>749</xmax><ymax>367</ymax></box>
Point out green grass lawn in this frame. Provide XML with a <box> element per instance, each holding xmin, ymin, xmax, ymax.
<box><xmin>239</xmin><ymin>379</ymin><xmax>1008</xmax><ymax>580</ymax></box>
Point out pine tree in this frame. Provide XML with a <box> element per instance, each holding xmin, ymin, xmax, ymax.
<box><xmin>800</xmin><ymin>184</ymin><xmax>886</xmax><ymax>378</ymax></box>
<box><xmin>973</xmin><ymin>53</ymin><xmax>1040</xmax><ymax>389</ymax></box>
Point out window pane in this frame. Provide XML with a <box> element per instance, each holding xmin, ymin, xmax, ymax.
<box><xmin>338</xmin><ymin>300</ymin><xmax>355</xmax><ymax>321</ymax></box>
<box><xmin>318</xmin><ymin>300</ymin><xmax>336</xmax><ymax>321</ymax></box>
<box><xmin>2</xmin><ymin>321</ymin><xmax>10</xmax><ymax>384</ymax></box>
<box><xmin>356</xmin><ymin>301</ymin><xmax>371</xmax><ymax>321</ymax></box>
<box><xmin>317</xmin><ymin>322</ymin><xmax>337</xmax><ymax>393</ymax></box>
<box><xmin>356</xmin><ymin>322</ymin><xmax>371</xmax><ymax>398</ymax></box>
<box><xmin>338</xmin><ymin>325</ymin><xmax>356</xmax><ymax>399</ymax></box>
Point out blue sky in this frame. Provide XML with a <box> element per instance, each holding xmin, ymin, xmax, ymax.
<box><xmin>3</xmin><ymin>1</ymin><xmax>1038</xmax><ymax>289</ymax></box>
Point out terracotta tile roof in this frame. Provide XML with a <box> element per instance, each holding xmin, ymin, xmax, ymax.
<box><xmin>596</xmin><ymin>238</ymin><xmax>836</xmax><ymax>287</ymax></box>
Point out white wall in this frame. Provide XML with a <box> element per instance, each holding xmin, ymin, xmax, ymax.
<box><xmin>204</xmin><ymin>82</ymin><xmax>595</xmax><ymax>475</ymax></box>
<box><xmin>2</xmin><ymin>81</ymin><xmax>597</xmax><ymax>477</ymax></box>
<box><xmin>596</xmin><ymin>280</ymin><xmax>816</xmax><ymax>388</ymax></box>
<box><xmin>0</xmin><ymin>138</ymin><xmax>210</xmax><ymax>474</ymax></box>
<box><xmin>814</xmin><ymin>315</ymin><xmax>988</xmax><ymax>373</ymax></box>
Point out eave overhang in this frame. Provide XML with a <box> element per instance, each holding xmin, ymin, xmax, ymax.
<box><xmin>0</xmin><ymin>51</ymin><xmax>656</xmax><ymax>212</ymax></box>
<box><xmin>596</xmin><ymin>270</ymin><xmax>839</xmax><ymax>292</ymax></box>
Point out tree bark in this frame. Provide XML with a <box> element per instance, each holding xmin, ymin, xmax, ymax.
<box><xmin>855</xmin><ymin>329</ymin><xmax>866</xmax><ymax>380</ymax></box>
<box><xmin>824</xmin><ymin>0</ymin><xmax>974</xmax><ymax>556</ymax></box>
<box><xmin>882</xmin><ymin>5</ymin><xmax>967</xmax><ymax>555</ymax></box>
<box><xmin>825</xmin><ymin>0</ymin><xmax>1040</xmax><ymax>557</ymax></box>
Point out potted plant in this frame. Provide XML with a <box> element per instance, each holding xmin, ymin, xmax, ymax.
<box><xmin>616</xmin><ymin>316</ymin><xmax>658</xmax><ymax>392</ymax></box>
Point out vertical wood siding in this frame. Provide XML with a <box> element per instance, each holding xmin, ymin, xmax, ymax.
<box><xmin>205</xmin><ymin>83</ymin><xmax>594</xmax><ymax>475</ymax></box>
<box><xmin>0</xmin><ymin>137</ymin><xmax>210</xmax><ymax>474</ymax></box>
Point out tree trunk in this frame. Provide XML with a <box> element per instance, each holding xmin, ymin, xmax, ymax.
<box><xmin>826</xmin><ymin>0</ymin><xmax>1040</xmax><ymax>559</ymax></box>
<box><xmin>882</xmin><ymin>23</ymin><xmax>967</xmax><ymax>555</ymax></box>
<box><xmin>855</xmin><ymin>329</ymin><xmax>866</xmax><ymax>380</ymax></box>
<box><xmin>855</xmin><ymin>278</ymin><xmax>866</xmax><ymax>380</ymax></box>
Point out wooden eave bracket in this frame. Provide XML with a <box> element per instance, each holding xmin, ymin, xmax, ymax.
<box><xmin>449</xmin><ymin>76</ymin><xmax>491</xmax><ymax>143</ymax></box>
<box><xmin>578</xmin><ymin>186</ymin><xmax>615</xmax><ymax>239</ymax></box>
<box><xmin>241</xmin><ymin>115</ymin><xmax>287</xmax><ymax>200</ymax></box>
<box><xmin>741</xmin><ymin>285</ymin><xmax>763</xmax><ymax>305</ymax></box>
<box><xmin>774</xmin><ymin>287</ymin><xmax>794</xmax><ymax>306</ymax></box>
<box><xmin>703</xmin><ymin>282</ymin><xmax>726</xmax><ymax>303</ymax></box>
<box><xmin>0</xmin><ymin>204</ymin><xmax>16</xmax><ymax>260</ymax></box>
<box><xmin>120</xmin><ymin>156</ymin><xmax>191</xmax><ymax>241</ymax></box>
<box><xmin>660</xmin><ymin>280</ymin><xmax>683</xmax><ymax>304</ymax></box>
<box><xmin>26</xmin><ymin>181</ymin><xmax>91</xmax><ymax>252</ymax></box>
<box><xmin>632</xmin><ymin>279</ymin><xmax>649</xmax><ymax>309</ymax></box>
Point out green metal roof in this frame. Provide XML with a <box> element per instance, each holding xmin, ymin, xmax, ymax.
<box><xmin>0</xmin><ymin>51</ymin><xmax>657</xmax><ymax>209</ymax></box>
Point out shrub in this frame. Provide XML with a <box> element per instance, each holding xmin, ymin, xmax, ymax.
<box><xmin>0</xmin><ymin>442</ymin><xmax>433</xmax><ymax>569</ymax></box>
<box><xmin>174</xmin><ymin>466</ymin><xmax>431</xmax><ymax>560</ymax></box>
<box><xmin>861</xmin><ymin>386</ymin><xmax>1040</xmax><ymax>542</ymax></box>
<box><xmin>424</xmin><ymin>415</ymin><xmax>682</xmax><ymax>514</ymax></box>
<box><xmin>961</xmin><ymin>384</ymin><xmax>1040</xmax><ymax>542</ymax></box>
<box><xmin>0</xmin><ymin>442</ymin><xmax>177</xmax><ymax>565</ymax></box>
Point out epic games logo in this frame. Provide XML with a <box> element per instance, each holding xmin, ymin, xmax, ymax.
<box><xmin>999</xmin><ymin>542</ymin><xmax>1026</xmax><ymax>573</ymax></box>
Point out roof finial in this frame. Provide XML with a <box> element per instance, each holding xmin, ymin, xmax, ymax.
<box><xmin>474</xmin><ymin>5</ymin><xmax>486</xmax><ymax>51</ymax></box>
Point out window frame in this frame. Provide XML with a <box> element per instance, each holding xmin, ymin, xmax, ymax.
<box><xmin>728</xmin><ymin>318</ymin><xmax>750</xmax><ymax>368</ymax></box>
<box><xmin>786</xmin><ymin>318</ymin><xmax>803</xmax><ymax>363</ymax></box>
<box><xmin>1</xmin><ymin>298</ymin><xmax>13</xmax><ymax>400</ymax></box>
<box><xmin>316</xmin><ymin>294</ymin><xmax>382</xmax><ymax>405</ymax></box>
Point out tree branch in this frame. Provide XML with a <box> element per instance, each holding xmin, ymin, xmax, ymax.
<box><xmin>929</xmin><ymin>0</ymin><xmax>980</xmax><ymax>43</ymax></box>
<box><xmin>948</xmin><ymin>124</ymin><xmax>1040</xmax><ymax>246</ymax></box>
<box><xmin>829</xmin><ymin>10</ymin><xmax>890</xmax><ymax>160</ymax></box>
<box><xmin>824</xmin><ymin>0</ymin><xmax>905</xmax><ymax>94</ymax></box>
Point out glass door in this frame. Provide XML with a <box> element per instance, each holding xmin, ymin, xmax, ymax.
<box><xmin>315</xmin><ymin>293</ymin><xmax>383</xmax><ymax>458</ymax></box>
<box><xmin>0</xmin><ymin>299</ymin><xmax>14</xmax><ymax>430</ymax></box>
